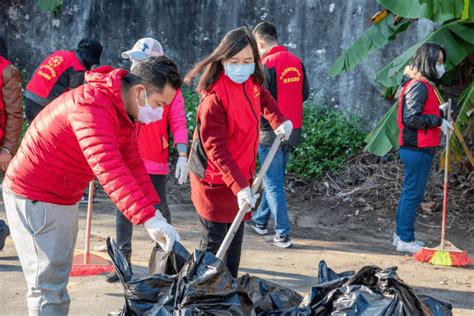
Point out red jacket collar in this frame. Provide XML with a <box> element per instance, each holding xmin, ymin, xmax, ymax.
<box><xmin>84</xmin><ymin>66</ymin><xmax>131</xmax><ymax>123</ymax></box>
<box><xmin>262</xmin><ymin>45</ymin><xmax>288</xmax><ymax>59</ymax></box>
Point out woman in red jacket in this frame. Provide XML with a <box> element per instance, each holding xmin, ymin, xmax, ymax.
<box><xmin>185</xmin><ymin>27</ymin><xmax>292</xmax><ymax>277</ymax></box>
<box><xmin>395</xmin><ymin>43</ymin><xmax>452</xmax><ymax>253</ymax></box>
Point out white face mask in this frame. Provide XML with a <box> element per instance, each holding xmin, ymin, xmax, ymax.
<box><xmin>136</xmin><ymin>89</ymin><xmax>163</xmax><ymax>124</ymax></box>
<box><xmin>436</xmin><ymin>63</ymin><xmax>445</xmax><ymax>79</ymax></box>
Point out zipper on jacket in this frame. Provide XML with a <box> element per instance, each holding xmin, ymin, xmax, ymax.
<box><xmin>242</xmin><ymin>83</ymin><xmax>259</xmax><ymax>179</ymax></box>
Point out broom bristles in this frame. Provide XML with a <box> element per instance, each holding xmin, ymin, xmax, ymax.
<box><xmin>414</xmin><ymin>247</ymin><xmax>472</xmax><ymax>267</ymax></box>
<box><xmin>430</xmin><ymin>250</ymin><xmax>452</xmax><ymax>266</ymax></box>
<box><xmin>414</xmin><ymin>247</ymin><xmax>435</xmax><ymax>263</ymax></box>
<box><xmin>450</xmin><ymin>251</ymin><xmax>472</xmax><ymax>267</ymax></box>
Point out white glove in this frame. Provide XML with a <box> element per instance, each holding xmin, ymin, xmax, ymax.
<box><xmin>439</xmin><ymin>102</ymin><xmax>450</xmax><ymax>117</ymax></box>
<box><xmin>440</xmin><ymin>119</ymin><xmax>453</xmax><ymax>135</ymax></box>
<box><xmin>237</xmin><ymin>186</ymin><xmax>259</xmax><ymax>210</ymax></box>
<box><xmin>144</xmin><ymin>210</ymin><xmax>180</xmax><ymax>252</ymax></box>
<box><xmin>175</xmin><ymin>156</ymin><xmax>189</xmax><ymax>185</ymax></box>
<box><xmin>274</xmin><ymin>120</ymin><xmax>293</xmax><ymax>141</ymax></box>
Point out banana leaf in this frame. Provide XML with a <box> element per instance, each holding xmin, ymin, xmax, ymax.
<box><xmin>328</xmin><ymin>13</ymin><xmax>411</xmax><ymax>77</ymax></box>
<box><xmin>375</xmin><ymin>21</ymin><xmax>474</xmax><ymax>89</ymax></box>
<box><xmin>363</xmin><ymin>101</ymin><xmax>400</xmax><ymax>156</ymax></box>
<box><xmin>378</xmin><ymin>0</ymin><xmax>471</xmax><ymax>23</ymax></box>
<box><xmin>440</xmin><ymin>81</ymin><xmax>474</xmax><ymax>168</ymax></box>
<box><xmin>37</xmin><ymin>0</ymin><xmax>61</xmax><ymax>12</ymax></box>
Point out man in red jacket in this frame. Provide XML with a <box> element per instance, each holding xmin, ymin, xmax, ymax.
<box><xmin>247</xmin><ymin>22</ymin><xmax>309</xmax><ymax>248</ymax></box>
<box><xmin>3</xmin><ymin>56</ymin><xmax>180</xmax><ymax>315</ymax></box>
<box><xmin>24</xmin><ymin>38</ymin><xmax>103</xmax><ymax>123</ymax></box>
<box><xmin>0</xmin><ymin>37</ymin><xmax>24</xmax><ymax>251</ymax></box>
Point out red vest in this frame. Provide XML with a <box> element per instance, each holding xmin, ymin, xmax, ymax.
<box><xmin>26</xmin><ymin>50</ymin><xmax>85</xmax><ymax>99</ymax></box>
<box><xmin>0</xmin><ymin>56</ymin><xmax>11</xmax><ymax>142</ymax></box>
<box><xmin>200</xmin><ymin>73</ymin><xmax>261</xmax><ymax>185</ymax></box>
<box><xmin>262</xmin><ymin>45</ymin><xmax>304</xmax><ymax>128</ymax></box>
<box><xmin>137</xmin><ymin>99</ymin><xmax>172</xmax><ymax>164</ymax></box>
<box><xmin>397</xmin><ymin>79</ymin><xmax>441</xmax><ymax>148</ymax></box>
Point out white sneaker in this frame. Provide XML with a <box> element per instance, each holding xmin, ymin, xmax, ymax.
<box><xmin>396</xmin><ymin>240</ymin><xmax>423</xmax><ymax>253</ymax></box>
<box><xmin>392</xmin><ymin>233</ymin><xmax>425</xmax><ymax>247</ymax></box>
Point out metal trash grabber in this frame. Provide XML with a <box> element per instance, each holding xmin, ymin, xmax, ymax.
<box><xmin>216</xmin><ymin>135</ymin><xmax>283</xmax><ymax>261</ymax></box>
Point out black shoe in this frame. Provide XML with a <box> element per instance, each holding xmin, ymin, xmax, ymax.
<box><xmin>246</xmin><ymin>220</ymin><xmax>268</xmax><ymax>235</ymax></box>
<box><xmin>273</xmin><ymin>235</ymin><xmax>292</xmax><ymax>248</ymax></box>
<box><xmin>105</xmin><ymin>270</ymin><xmax>120</xmax><ymax>283</ymax></box>
<box><xmin>0</xmin><ymin>224</ymin><xmax>10</xmax><ymax>250</ymax></box>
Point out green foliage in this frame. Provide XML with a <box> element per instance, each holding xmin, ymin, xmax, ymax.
<box><xmin>363</xmin><ymin>101</ymin><xmax>399</xmax><ymax>156</ymax></box>
<box><xmin>287</xmin><ymin>102</ymin><xmax>366</xmax><ymax>178</ymax></box>
<box><xmin>181</xmin><ymin>92</ymin><xmax>365</xmax><ymax>179</ymax></box>
<box><xmin>37</xmin><ymin>0</ymin><xmax>62</xmax><ymax>13</ymax></box>
<box><xmin>328</xmin><ymin>13</ymin><xmax>411</xmax><ymax>77</ymax></box>
<box><xmin>378</xmin><ymin>0</ymin><xmax>468</xmax><ymax>23</ymax></box>
<box><xmin>375</xmin><ymin>21</ymin><xmax>474</xmax><ymax>89</ymax></box>
<box><xmin>181</xmin><ymin>88</ymin><xmax>200</xmax><ymax>140</ymax></box>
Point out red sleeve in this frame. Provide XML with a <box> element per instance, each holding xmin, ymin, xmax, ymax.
<box><xmin>69</xmin><ymin>99</ymin><xmax>156</xmax><ymax>225</ymax></box>
<box><xmin>199</xmin><ymin>94</ymin><xmax>249</xmax><ymax>194</ymax></box>
<box><xmin>260</xmin><ymin>85</ymin><xmax>287</xmax><ymax>129</ymax></box>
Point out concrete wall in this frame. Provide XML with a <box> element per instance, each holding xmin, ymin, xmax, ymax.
<box><xmin>0</xmin><ymin>0</ymin><xmax>434</xmax><ymax>126</ymax></box>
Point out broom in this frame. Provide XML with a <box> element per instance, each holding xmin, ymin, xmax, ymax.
<box><xmin>414</xmin><ymin>99</ymin><xmax>472</xmax><ymax>267</ymax></box>
<box><xmin>70</xmin><ymin>181</ymin><xmax>115</xmax><ymax>276</ymax></box>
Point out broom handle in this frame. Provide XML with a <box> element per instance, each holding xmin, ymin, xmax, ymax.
<box><xmin>441</xmin><ymin>99</ymin><xmax>452</xmax><ymax>250</ymax></box>
<box><xmin>84</xmin><ymin>181</ymin><xmax>94</xmax><ymax>264</ymax></box>
<box><xmin>216</xmin><ymin>136</ymin><xmax>282</xmax><ymax>261</ymax></box>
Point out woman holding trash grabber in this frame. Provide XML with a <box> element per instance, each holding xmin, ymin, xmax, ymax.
<box><xmin>184</xmin><ymin>26</ymin><xmax>292</xmax><ymax>277</ymax></box>
<box><xmin>394</xmin><ymin>43</ymin><xmax>453</xmax><ymax>253</ymax></box>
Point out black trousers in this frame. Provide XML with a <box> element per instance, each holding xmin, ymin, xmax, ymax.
<box><xmin>24</xmin><ymin>98</ymin><xmax>45</xmax><ymax>124</ymax></box>
<box><xmin>199</xmin><ymin>216</ymin><xmax>244</xmax><ymax>278</ymax></box>
<box><xmin>116</xmin><ymin>174</ymin><xmax>169</xmax><ymax>255</ymax></box>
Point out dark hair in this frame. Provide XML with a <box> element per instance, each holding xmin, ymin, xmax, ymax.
<box><xmin>0</xmin><ymin>36</ymin><xmax>8</xmax><ymax>59</ymax></box>
<box><xmin>131</xmin><ymin>56</ymin><xmax>182</xmax><ymax>91</ymax></box>
<box><xmin>253</xmin><ymin>22</ymin><xmax>278</xmax><ymax>43</ymax></box>
<box><xmin>410</xmin><ymin>43</ymin><xmax>447</xmax><ymax>81</ymax></box>
<box><xmin>185</xmin><ymin>26</ymin><xmax>264</xmax><ymax>93</ymax></box>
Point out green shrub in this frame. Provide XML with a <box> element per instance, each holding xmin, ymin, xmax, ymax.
<box><xmin>180</xmin><ymin>91</ymin><xmax>366</xmax><ymax>179</ymax></box>
<box><xmin>287</xmin><ymin>101</ymin><xmax>366</xmax><ymax>178</ymax></box>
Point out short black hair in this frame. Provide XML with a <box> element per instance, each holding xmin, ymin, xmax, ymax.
<box><xmin>131</xmin><ymin>56</ymin><xmax>182</xmax><ymax>91</ymax></box>
<box><xmin>410</xmin><ymin>43</ymin><xmax>447</xmax><ymax>82</ymax></box>
<box><xmin>253</xmin><ymin>22</ymin><xmax>278</xmax><ymax>43</ymax></box>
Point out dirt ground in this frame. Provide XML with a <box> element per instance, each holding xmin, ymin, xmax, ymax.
<box><xmin>0</xmin><ymin>177</ymin><xmax>473</xmax><ymax>315</ymax></box>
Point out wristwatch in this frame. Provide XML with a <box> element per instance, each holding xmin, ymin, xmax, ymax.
<box><xmin>1</xmin><ymin>147</ymin><xmax>11</xmax><ymax>155</ymax></box>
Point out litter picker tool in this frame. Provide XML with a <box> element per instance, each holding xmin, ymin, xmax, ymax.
<box><xmin>414</xmin><ymin>98</ymin><xmax>472</xmax><ymax>267</ymax></box>
<box><xmin>216</xmin><ymin>135</ymin><xmax>282</xmax><ymax>261</ymax></box>
<box><xmin>70</xmin><ymin>181</ymin><xmax>115</xmax><ymax>276</ymax></box>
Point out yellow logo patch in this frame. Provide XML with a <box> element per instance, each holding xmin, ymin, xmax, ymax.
<box><xmin>279</xmin><ymin>67</ymin><xmax>301</xmax><ymax>84</ymax></box>
<box><xmin>38</xmin><ymin>55</ymin><xmax>64</xmax><ymax>80</ymax></box>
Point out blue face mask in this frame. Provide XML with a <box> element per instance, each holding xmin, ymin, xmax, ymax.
<box><xmin>223</xmin><ymin>63</ymin><xmax>255</xmax><ymax>84</ymax></box>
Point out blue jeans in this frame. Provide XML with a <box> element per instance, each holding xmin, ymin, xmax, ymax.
<box><xmin>396</xmin><ymin>148</ymin><xmax>434</xmax><ymax>242</ymax></box>
<box><xmin>252</xmin><ymin>145</ymin><xmax>291</xmax><ymax>237</ymax></box>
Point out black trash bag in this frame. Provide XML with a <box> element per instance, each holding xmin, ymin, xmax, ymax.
<box><xmin>420</xmin><ymin>295</ymin><xmax>453</xmax><ymax>316</ymax></box>
<box><xmin>174</xmin><ymin>249</ymin><xmax>253</xmax><ymax>315</ymax></box>
<box><xmin>295</xmin><ymin>261</ymin><xmax>452</xmax><ymax>316</ymax></box>
<box><xmin>107</xmin><ymin>238</ymin><xmax>176</xmax><ymax>316</ymax></box>
<box><xmin>237</xmin><ymin>274</ymin><xmax>303</xmax><ymax>314</ymax></box>
<box><xmin>148</xmin><ymin>241</ymin><xmax>190</xmax><ymax>275</ymax></box>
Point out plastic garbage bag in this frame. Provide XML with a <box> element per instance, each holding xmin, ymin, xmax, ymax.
<box><xmin>294</xmin><ymin>261</ymin><xmax>452</xmax><ymax>316</ymax></box>
<box><xmin>107</xmin><ymin>238</ymin><xmax>176</xmax><ymax>315</ymax></box>
<box><xmin>108</xmin><ymin>238</ymin><xmax>452</xmax><ymax>316</ymax></box>
<box><xmin>237</xmin><ymin>274</ymin><xmax>303</xmax><ymax>314</ymax></box>
<box><xmin>148</xmin><ymin>241</ymin><xmax>190</xmax><ymax>275</ymax></box>
<box><xmin>174</xmin><ymin>250</ymin><xmax>253</xmax><ymax>315</ymax></box>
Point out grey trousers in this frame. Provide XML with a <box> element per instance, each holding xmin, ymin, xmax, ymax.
<box><xmin>3</xmin><ymin>187</ymin><xmax>79</xmax><ymax>316</ymax></box>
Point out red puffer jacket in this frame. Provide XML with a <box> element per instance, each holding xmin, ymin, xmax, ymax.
<box><xmin>188</xmin><ymin>72</ymin><xmax>286</xmax><ymax>223</ymax></box>
<box><xmin>4</xmin><ymin>66</ymin><xmax>159</xmax><ymax>225</ymax></box>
